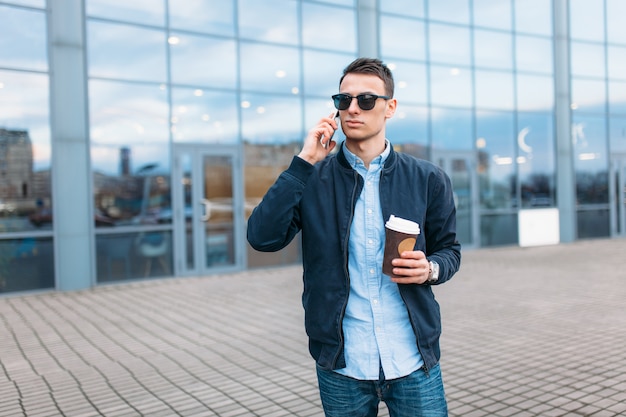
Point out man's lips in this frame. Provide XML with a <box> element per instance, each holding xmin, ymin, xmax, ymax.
<box><xmin>344</xmin><ymin>119</ymin><xmax>363</xmax><ymax>127</ymax></box>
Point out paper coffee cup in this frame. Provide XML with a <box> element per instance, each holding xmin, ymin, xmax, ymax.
<box><xmin>383</xmin><ymin>215</ymin><xmax>420</xmax><ymax>276</ymax></box>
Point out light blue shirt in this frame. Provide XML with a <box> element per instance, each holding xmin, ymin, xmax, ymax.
<box><xmin>336</xmin><ymin>142</ymin><xmax>423</xmax><ymax>380</ymax></box>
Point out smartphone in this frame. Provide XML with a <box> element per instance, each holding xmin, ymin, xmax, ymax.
<box><xmin>322</xmin><ymin>111</ymin><xmax>340</xmax><ymax>149</ymax></box>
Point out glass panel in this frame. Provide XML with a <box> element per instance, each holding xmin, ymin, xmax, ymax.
<box><xmin>517</xmin><ymin>112</ymin><xmax>556</xmax><ymax>207</ymax></box>
<box><xmin>89</xmin><ymin>80</ymin><xmax>169</xmax><ymax>146</ymax></box>
<box><xmin>609</xmin><ymin>117</ymin><xmax>626</xmax><ymax>153</ymax></box>
<box><xmin>303</xmin><ymin>50</ymin><xmax>355</xmax><ymax>98</ymax></box>
<box><xmin>608</xmin><ymin>46</ymin><xmax>626</xmax><ymax>81</ymax></box>
<box><xmin>571</xmin><ymin>42</ymin><xmax>606</xmax><ymax>78</ymax></box>
<box><xmin>92</xmin><ymin>144</ymin><xmax>171</xmax><ymax>226</ymax></box>
<box><xmin>380</xmin><ymin>0</ymin><xmax>424</xmax><ymax>17</ymax></box>
<box><xmin>388</xmin><ymin>61</ymin><xmax>427</xmax><ymax>105</ymax></box>
<box><xmin>179</xmin><ymin>153</ymin><xmax>194</xmax><ymax>270</ymax></box>
<box><xmin>447</xmin><ymin>157</ymin><xmax>472</xmax><ymax>245</ymax></box>
<box><xmin>431</xmin><ymin>108</ymin><xmax>473</xmax><ymax>150</ymax></box>
<box><xmin>241</xmin><ymin>94</ymin><xmax>302</xmax><ymax>144</ymax></box>
<box><xmin>171</xmin><ymin>88</ymin><xmax>239</xmax><ymax>144</ymax></box>
<box><xmin>0</xmin><ymin>71</ymin><xmax>51</xmax><ymax>233</ymax></box>
<box><xmin>475</xmin><ymin>70</ymin><xmax>514</xmax><ymax>110</ymax></box>
<box><xmin>86</xmin><ymin>0</ymin><xmax>165</xmax><ymax>26</ymax></box>
<box><xmin>573</xmin><ymin>114</ymin><xmax>609</xmax><ymax>204</ymax></box>
<box><xmin>0</xmin><ymin>6</ymin><xmax>47</xmax><ymax>71</ymax></box>
<box><xmin>87</xmin><ymin>21</ymin><xmax>166</xmax><ymax>83</ymax></box>
<box><xmin>96</xmin><ymin>231</ymin><xmax>172</xmax><ymax>283</ymax></box>
<box><xmin>380</xmin><ymin>16</ymin><xmax>426</xmax><ymax>61</ymax></box>
<box><xmin>473</xmin><ymin>30</ymin><xmax>513</xmax><ymax>70</ymax></box>
<box><xmin>473</xmin><ymin>0</ymin><xmax>512</xmax><ymax>30</ymax></box>
<box><xmin>302</xmin><ymin>3</ymin><xmax>357</xmax><ymax>53</ymax></box>
<box><xmin>429</xmin><ymin>23</ymin><xmax>471</xmax><ymax>66</ymax></box>
<box><xmin>476</xmin><ymin>111</ymin><xmax>516</xmax><ymax>209</ymax></box>
<box><xmin>609</xmin><ymin>81</ymin><xmax>626</xmax><ymax>116</ymax></box>
<box><xmin>430</xmin><ymin>65</ymin><xmax>472</xmax><ymax>108</ymax></box>
<box><xmin>515</xmin><ymin>35</ymin><xmax>553</xmax><ymax>74</ymax></box>
<box><xmin>168</xmin><ymin>0</ymin><xmax>235</xmax><ymax>37</ymax></box>
<box><xmin>240</xmin><ymin>43</ymin><xmax>300</xmax><ymax>95</ymax></box>
<box><xmin>3</xmin><ymin>0</ymin><xmax>45</xmax><ymax>7</ymax></box>
<box><xmin>577</xmin><ymin>209</ymin><xmax>610</xmax><ymax>238</ymax></box>
<box><xmin>516</xmin><ymin>74</ymin><xmax>554</xmax><ymax>112</ymax></box>
<box><xmin>514</xmin><ymin>0</ymin><xmax>553</xmax><ymax>36</ymax></box>
<box><xmin>203</xmin><ymin>155</ymin><xmax>235</xmax><ymax>267</ymax></box>
<box><xmin>480</xmin><ymin>213</ymin><xmax>518</xmax><ymax>246</ymax></box>
<box><xmin>238</xmin><ymin>0</ymin><xmax>298</xmax><ymax>44</ymax></box>
<box><xmin>607</xmin><ymin>0</ymin><xmax>626</xmax><ymax>44</ymax></box>
<box><xmin>569</xmin><ymin>0</ymin><xmax>605</xmax><ymax>41</ymax></box>
<box><xmin>169</xmin><ymin>33</ymin><xmax>236</xmax><ymax>89</ymax></box>
<box><xmin>0</xmin><ymin>237</ymin><xmax>54</xmax><ymax>293</ymax></box>
<box><xmin>304</xmin><ymin>98</ymin><xmax>339</xmax><ymax>134</ymax></box>
<box><xmin>571</xmin><ymin>79</ymin><xmax>607</xmax><ymax>114</ymax></box>
<box><xmin>428</xmin><ymin>0</ymin><xmax>470</xmax><ymax>24</ymax></box>
<box><xmin>386</xmin><ymin>105</ymin><xmax>429</xmax><ymax>156</ymax></box>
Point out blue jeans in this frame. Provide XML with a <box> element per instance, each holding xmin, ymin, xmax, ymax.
<box><xmin>316</xmin><ymin>363</ymin><xmax>448</xmax><ymax>417</ymax></box>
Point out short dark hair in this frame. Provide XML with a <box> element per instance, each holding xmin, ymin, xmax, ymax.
<box><xmin>339</xmin><ymin>57</ymin><xmax>395</xmax><ymax>98</ymax></box>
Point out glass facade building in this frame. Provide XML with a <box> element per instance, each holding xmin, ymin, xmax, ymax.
<box><xmin>1</xmin><ymin>0</ymin><xmax>625</xmax><ymax>294</ymax></box>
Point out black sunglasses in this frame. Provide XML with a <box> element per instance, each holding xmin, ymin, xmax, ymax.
<box><xmin>332</xmin><ymin>93</ymin><xmax>391</xmax><ymax>111</ymax></box>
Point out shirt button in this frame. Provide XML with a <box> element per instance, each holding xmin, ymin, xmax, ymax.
<box><xmin>367</xmin><ymin>209</ymin><xmax>373</xmax><ymax>214</ymax></box>
<box><xmin>368</xmin><ymin>239</ymin><xmax>373</xmax><ymax>245</ymax></box>
<box><xmin>369</xmin><ymin>268</ymin><xmax>375</xmax><ymax>274</ymax></box>
<box><xmin>373</xmin><ymin>299</ymin><xmax>379</xmax><ymax>305</ymax></box>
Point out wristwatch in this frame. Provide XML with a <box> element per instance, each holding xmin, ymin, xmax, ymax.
<box><xmin>427</xmin><ymin>260</ymin><xmax>440</xmax><ymax>283</ymax></box>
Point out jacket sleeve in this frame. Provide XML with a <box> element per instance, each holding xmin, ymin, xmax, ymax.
<box><xmin>247</xmin><ymin>156</ymin><xmax>315</xmax><ymax>252</ymax></box>
<box><xmin>425</xmin><ymin>167</ymin><xmax>462</xmax><ymax>284</ymax></box>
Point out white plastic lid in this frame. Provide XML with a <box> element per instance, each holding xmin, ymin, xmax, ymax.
<box><xmin>385</xmin><ymin>215</ymin><xmax>420</xmax><ymax>235</ymax></box>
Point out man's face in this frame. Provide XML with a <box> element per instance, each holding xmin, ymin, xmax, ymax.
<box><xmin>337</xmin><ymin>73</ymin><xmax>396</xmax><ymax>143</ymax></box>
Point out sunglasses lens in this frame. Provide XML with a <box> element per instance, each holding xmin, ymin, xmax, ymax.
<box><xmin>357</xmin><ymin>95</ymin><xmax>377</xmax><ymax>110</ymax></box>
<box><xmin>333</xmin><ymin>94</ymin><xmax>351</xmax><ymax>110</ymax></box>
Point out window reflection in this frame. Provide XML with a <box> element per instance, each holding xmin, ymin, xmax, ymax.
<box><xmin>428</xmin><ymin>0</ymin><xmax>469</xmax><ymax>24</ymax></box>
<box><xmin>0</xmin><ymin>5</ymin><xmax>47</xmax><ymax>71</ymax></box>
<box><xmin>570</xmin><ymin>42</ymin><xmax>606</xmax><ymax>78</ymax></box>
<box><xmin>386</xmin><ymin>61</ymin><xmax>427</xmax><ymax>105</ymax></box>
<box><xmin>517</xmin><ymin>112</ymin><xmax>555</xmax><ymax>208</ymax></box>
<box><xmin>240</xmin><ymin>43</ymin><xmax>301</xmax><ymax>94</ymax></box>
<box><xmin>514</xmin><ymin>0</ymin><xmax>553</xmax><ymax>36</ymax></box>
<box><xmin>0</xmin><ymin>237</ymin><xmax>54</xmax><ymax>293</ymax></box>
<box><xmin>474</xmin><ymin>30</ymin><xmax>513</xmax><ymax>70</ymax></box>
<box><xmin>571</xmin><ymin>79</ymin><xmax>607</xmax><ymax>114</ymax></box>
<box><xmin>238</xmin><ymin>0</ymin><xmax>298</xmax><ymax>44</ymax></box>
<box><xmin>168</xmin><ymin>0</ymin><xmax>235</xmax><ymax>37</ymax></box>
<box><xmin>573</xmin><ymin>115</ymin><xmax>609</xmax><ymax>205</ymax></box>
<box><xmin>92</xmin><ymin>145</ymin><xmax>171</xmax><ymax>226</ymax></box>
<box><xmin>169</xmin><ymin>33</ymin><xmax>237</xmax><ymax>89</ymax></box>
<box><xmin>607</xmin><ymin>0</ymin><xmax>626</xmax><ymax>43</ymax></box>
<box><xmin>481</xmin><ymin>213</ymin><xmax>518</xmax><ymax>246</ymax></box>
<box><xmin>515</xmin><ymin>35</ymin><xmax>553</xmax><ymax>74</ymax></box>
<box><xmin>241</xmin><ymin>94</ymin><xmax>302</xmax><ymax>144</ymax></box>
<box><xmin>386</xmin><ymin>105</ymin><xmax>429</xmax><ymax>158</ymax></box>
<box><xmin>516</xmin><ymin>74</ymin><xmax>554</xmax><ymax>112</ymax></box>
<box><xmin>380</xmin><ymin>16</ymin><xmax>426</xmax><ymax>61</ymax></box>
<box><xmin>569</xmin><ymin>0</ymin><xmax>605</xmax><ymax>41</ymax></box>
<box><xmin>431</xmin><ymin>108</ymin><xmax>473</xmax><ymax>150</ymax></box>
<box><xmin>302</xmin><ymin>2</ymin><xmax>357</xmax><ymax>52</ymax></box>
<box><xmin>172</xmin><ymin>88</ymin><xmax>239</xmax><ymax>143</ymax></box>
<box><xmin>473</xmin><ymin>0</ymin><xmax>511</xmax><ymax>30</ymax></box>
<box><xmin>607</xmin><ymin>46</ymin><xmax>626</xmax><ymax>81</ymax></box>
<box><xmin>87</xmin><ymin>21</ymin><xmax>167</xmax><ymax>82</ymax></box>
<box><xmin>475</xmin><ymin>70</ymin><xmax>514</xmax><ymax>110</ymax></box>
<box><xmin>476</xmin><ymin>111</ymin><xmax>516</xmax><ymax>209</ymax></box>
<box><xmin>609</xmin><ymin>117</ymin><xmax>626</xmax><ymax>153</ymax></box>
<box><xmin>303</xmin><ymin>50</ymin><xmax>356</xmax><ymax>98</ymax></box>
<box><xmin>608</xmin><ymin>81</ymin><xmax>626</xmax><ymax>115</ymax></box>
<box><xmin>87</xmin><ymin>0</ymin><xmax>165</xmax><ymax>26</ymax></box>
<box><xmin>0</xmin><ymin>71</ymin><xmax>51</xmax><ymax>233</ymax></box>
<box><xmin>429</xmin><ymin>23</ymin><xmax>471</xmax><ymax>66</ymax></box>
<box><xmin>430</xmin><ymin>65</ymin><xmax>472</xmax><ymax>107</ymax></box>
<box><xmin>89</xmin><ymin>80</ymin><xmax>169</xmax><ymax>145</ymax></box>
<box><xmin>380</xmin><ymin>0</ymin><xmax>424</xmax><ymax>17</ymax></box>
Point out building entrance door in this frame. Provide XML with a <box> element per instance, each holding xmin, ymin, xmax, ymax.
<box><xmin>610</xmin><ymin>154</ymin><xmax>626</xmax><ymax>237</ymax></box>
<box><xmin>432</xmin><ymin>151</ymin><xmax>479</xmax><ymax>248</ymax></box>
<box><xmin>172</xmin><ymin>145</ymin><xmax>245</xmax><ymax>276</ymax></box>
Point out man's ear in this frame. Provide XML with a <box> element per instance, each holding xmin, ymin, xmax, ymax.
<box><xmin>385</xmin><ymin>98</ymin><xmax>397</xmax><ymax>119</ymax></box>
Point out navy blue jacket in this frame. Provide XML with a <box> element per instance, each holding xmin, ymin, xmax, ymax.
<box><xmin>247</xmin><ymin>142</ymin><xmax>461</xmax><ymax>372</ymax></box>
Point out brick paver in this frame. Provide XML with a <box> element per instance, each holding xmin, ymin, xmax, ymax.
<box><xmin>1</xmin><ymin>238</ymin><xmax>625</xmax><ymax>416</ymax></box>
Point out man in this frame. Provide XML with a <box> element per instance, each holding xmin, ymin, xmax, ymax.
<box><xmin>247</xmin><ymin>57</ymin><xmax>461</xmax><ymax>416</ymax></box>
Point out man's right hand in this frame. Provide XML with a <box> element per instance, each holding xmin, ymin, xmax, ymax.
<box><xmin>297</xmin><ymin>112</ymin><xmax>339</xmax><ymax>165</ymax></box>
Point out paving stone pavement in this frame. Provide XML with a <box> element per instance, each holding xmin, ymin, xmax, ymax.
<box><xmin>1</xmin><ymin>238</ymin><xmax>625</xmax><ymax>416</ymax></box>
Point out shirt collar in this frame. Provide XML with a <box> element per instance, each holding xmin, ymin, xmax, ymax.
<box><xmin>342</xmin><ymin>140</ymin><xmax>391</xmax><ymax>169</ymax></box>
